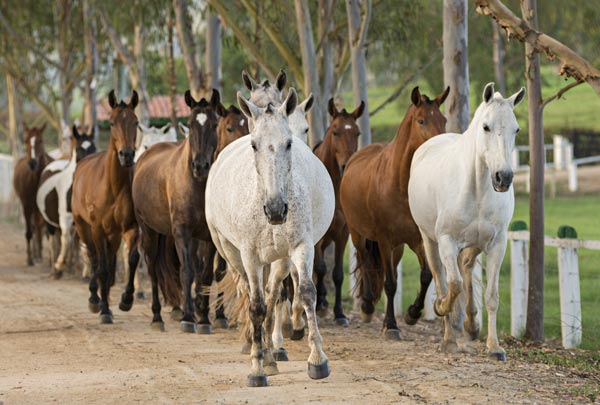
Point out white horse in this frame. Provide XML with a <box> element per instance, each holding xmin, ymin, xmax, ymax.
<box><xmin>205</xmin><ymin>88</ymin><xmax>334</xmax><ymax>386</ymax></box>
<box><xmin>408</xmin><ymin>83</ymin><xmax>525</xmax><ymax>360</ymax></box>
<box><xmin>135</xmin><ymin>123</ymin><xmax>176</xmax><ymax>162</ymax></box>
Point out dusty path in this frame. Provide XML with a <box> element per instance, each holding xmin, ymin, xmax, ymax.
<box><xmin>0</xmin><ymin>220</ymin><xmax>593</xmax><ymax>404</ymax></box>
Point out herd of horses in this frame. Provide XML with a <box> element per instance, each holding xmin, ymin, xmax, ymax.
<box><xmin>12</xmin><ymin>68</ymin><xmax>525</xmax><ymax>387</ymax></box>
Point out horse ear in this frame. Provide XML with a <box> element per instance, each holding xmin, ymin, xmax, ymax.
<box><xmin>22</xmin><ymin>121</ymin><xmax>29</xmax><ymax>132</ymax></box>
<box><xmin>509</xmin><ymin>87</ymin><xmax>526</xmax><ymax>108</ymax></box>
<box><xmin>435</xmin><ymin>86</ymin><xmax>450</xmax><ymax>106</ymax></box>
<box><xmin>216</xmin><ymin>102</ymin><xmax>228</xmax><ymax>117</ymax></box>
<box><xmin>210</xmin><ymin>88</ymin><xmax>221</xmax><ymax>108</ymax></box>
<box><xmin>280</xmin><ymin>87</ymin><xmax>297</xmax><ymax>117</ymax></box>
<box><xmin>483</xmin><ymin>82</ymin><xmax>495</xmax><ymax>103</ymax></box>
<box><xmin>138</xmin><ymin>123</ymin><xmax>150</xmax><ymax>133</ymax></box>
<box><xmin>178</xmin><ymin>122</ymin><xmax>189</xmax><ymax>137</ymax></box>
<box><xmin>108</xmin><ymin>90</ymin><xmax>117</xmax><ymax>109</ymax></box>
<box><xmin>161</xmin><ymin>123</ymin><xmax>171</xmax><ymax>134</ymax></box>
<box><xmin>72</xmin><ymin>124</ymin><xmax>81</xmax><ymax>140</ymax></box>
<box><xmin>299</xmin><ymin>93</ymin><xmax>314</xmax><ymax>114</ymax></box>
<box><xmin>327</xmin><ymin>98</ymin><xmax>338</xmax><ymax>118</ymax></box>
<box><xmin>184</xmin><ymin>90</ymin><xmax>196</xmax><ymax>108</ymax></box>
<box><xmin>352</xmin><ymin>100</ymin><xmax>366</xmax><ymax>120</ymax></box>
<box><xmin>242</xmin><ymin>69</ymin><xmax>257</xmax><ymax>91</ymax></box>
<box><xmin>237</xmin><ymin>91</ymin><xmax>262</xmax><ymax>120</ymax></box>
<box><xmin>276</xmin><ymin>69</ymin><xmax>287</xmax><ymax>92</ymax></box>
<box><xmin>411</xmin><ymin>87</ymin><xmax>422</xmax><ymax>106</ymax></box>
<box><xmin>129</xmin><ymin>90</ymin><xmax>139</xmax><ymax>109</ymax></box>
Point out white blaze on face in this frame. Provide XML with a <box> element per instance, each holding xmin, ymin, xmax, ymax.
<box><xmin>30</xmin><ymin>136</ymin><xmax>36</xmax><ymax>159</ymax></box>
<box><xmin>344</xmin><ymin>124</ymin><xmax>352</xmax><ymax>130</ymax></box>
<box><xmin>81</xmin><ymin>140</ymin><xmax>92</xmax><ymax>150</ymax></box>
<box><xmin>196</xmin><ymin>113</ymin><xmax>208</xmax><ymax>126</ymax></box>
<box><xmin>240</xmin><ymin>119</ymin><xmax>245</xmax><ymax>127</ymax></box>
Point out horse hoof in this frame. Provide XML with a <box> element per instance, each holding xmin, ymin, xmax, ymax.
<box><xmin>360</xmin><ymin>311</ymin><xmax>373</xmax><ymax>323</ymax></box>
<box><xmin>119</xmin><ymin>297</ymin><xmax>133</xmax><ymax>312</ymax></box>
<box><xmin>282</xmin><ymin>322</ymin><xmax>293</xmax><ymax>339</ymax></box>
<box><xmin>273</xmin><ymin>348</ymin><xmax>288</xmax><ymax>362</ymax></box>
<box><xmin>88</xmin><ymin>301</ymin><xmax>101</xmax><ymax>313</ymax></box>
<box><xmin>241</xmin><ymin>342</ymin><xmax>251</xmax><ymax>355</ymax></box>
<box><xmin>247</xmin><ymin>374</ymin><xmax>268</xmax><ymax>387</ymax></box>
<box><xmin>489</xmin><ymin>351</ymin><xmax>507</xmax><ymax>361</ymax></box>
<box><xmin>27</xmin><ymin>260</ymin><xmax>34</xmax><ymax>266</ymax></box>
<box><xmin>264</xmin><ymin>363</ymin><xmax>279</xmax><ymax>376</ymax></box>
<box><xmin>51</xmin><ymin>270</ymin><xmax>63</xmax><ymax>280</ymax></box>
<box><xmin>290</xmin><ymin>328</ymin><xmax>305</xmax><ymax>341</ymax></box>
<box><xmin>404</xmin><ymin>312</ymin><xmax>420</xmax><ymax>326</ymax></box>
<box><xmin>213</xmin><ymin>318</ymin><xmax>229</xmax><ymax>329</ymax></box>
<box><xmin>135</xmin><ymin>291</ymin><xmax>147</xmax><ymax>300</ymax></box>
<box><xmin>99</xmin><ymin>313</ymin><xmax>113</xmax><ymax>324</ymax></box>
<box><xmin>434</xmin><ymin>299</ymin><xmax>445</xmax><ymax>317</ymax></box>
<box><xmin>308</xmin><ymin>361</ymin><xmax>330</xmax><ymax>380</ymax></box>
<box><xmin>170</xmin><ymin>308</ymin><xmax>184</xmax><ymax>321</ymax></box>
<box><xmin>385</xmin><ymin>329</ymin><xmax>401</xmax><ymax>341</ymax></box>
<box><xmin>151</xmin><ymin>321</ymin><xmax>165</xmax><ymax>332</ymax></box>
<box><xmin>180</xmin><ymin>321</ymin><xmax>196</xmax><ymax>333</ymax></box>
<box><xmin>441</xmin><ymin>341</ymin><xmax>459</xmax><ymax>354</ymax></box>
<box><xmin>196</xmin><ymin>323</ymin><xmax>212</xmax><ymax>335</ymax></box>
<box><xmin>335</xmin><ymin>317</ymin><xmax>349</xmax><ymax>327</ymax></box>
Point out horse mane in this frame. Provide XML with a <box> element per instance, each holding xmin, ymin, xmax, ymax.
<box><xmin>228</xmin><ymin>105</ymin><xmax>242</xmax><ymax>115</ymax></box>
<box><xmin>117</xmin><ymin>100</ymin><xmax>128</xmax><ymax>108</ymax></box>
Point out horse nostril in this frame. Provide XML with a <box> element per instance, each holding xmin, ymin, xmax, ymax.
<box><xmin>495</xmin><ymin>172</ymin><xmax>502</xmax><ymax>183</ymax></box>
<box><xmin>203</xmin><ymin>162</ymin><xmax>210</xmax><ymax>170</ymax></box>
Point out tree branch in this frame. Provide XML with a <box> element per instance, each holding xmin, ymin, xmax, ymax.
<box><xmin>97</xmin><ymin>6</ymin><xmax>138</xmax><ymax>72</ymax></box>
<box><xmin>475</xmin><ymin>0</ymin><xmax>600</xmax><ymax>92</ymax></box>
<box><xmin>540</xmin><ymin>79</ymin><xmax>583</xmax><ymax>110</ymax></box>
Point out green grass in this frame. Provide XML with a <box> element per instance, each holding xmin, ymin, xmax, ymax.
<box><xmin>337</xmin><ymin>194</ymin><xmax>600</xmax><ymax>350</ymax></box>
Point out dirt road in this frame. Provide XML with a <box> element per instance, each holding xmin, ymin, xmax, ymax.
<box><xmin>0</xmin><ymin>220</ymin><xmax>593</xmax><ymax>404</ymax></box>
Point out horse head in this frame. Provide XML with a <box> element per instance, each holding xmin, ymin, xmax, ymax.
<box><xmin>135</xmin><ymin>123</ymin><xmax>175</xmax><ymax>162</ymax></box>
<box><xmin>108</xmin><ymin>89</ymin><xmax>139</xmax><ymax>167</ymax></box>
<box><xmin>406</xmin><ymin>86</ymin><xmax>450</xmax><ymax>145</ymax></box>
<box><xmin>72</xmin><ymin>125</ymin><xmax>97</xmax><ymax>162</ymax></box>
<box><xmin>23</xmin><ymin>121</ymin><xmax>47</xmax><ymax>171</ymax></box>
<box><xmin>185</xmin><ymin>89</ymin><xmax>222</xmax><ymax>180</ymax></box>
<box><xmin>288</xmin><ymin>93</ymin><xmax>314</xmax><ymax>144</ymax></box>
<box><xmin>215</xmin><ymin>105</ymin><xmax>249</xmax><ymax>158</ymax></box>
<box><xmin>475</xmin><ymin>82</ymin><xmax>525</xmax><ymax>192</ymax></box>
<box><xmin>326</xmin><ymin>98</ymin><xmax>365</xmax><ymax>176</ymax></box>
<box><xmin>237</xmin><ymin>88</ymin><xmax>298</xmax><ymax>225</ymax></box>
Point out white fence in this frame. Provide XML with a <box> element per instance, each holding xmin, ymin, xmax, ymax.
<box><xmin>513</xmin><ymin>135</ymin><xmax>600</xmax><ymax>192</ymax></box>
<box><xmin>0</xmin><ymin>154</ymin><xmax>14</xmax><ymax>204</ymax></box>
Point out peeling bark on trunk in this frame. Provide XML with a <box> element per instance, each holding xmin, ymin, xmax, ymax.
<box><xmin>167</xmin><ymin>5</ymin><xmax>178</xmax><ymax>129</ymax></box>
<box><xmin>521</xmin><ymin>0</ymin><xmax>545</xmax><ymax>343</ymax></box>
<box><xmin>492</xmin><ymin>20</ymin><xmax>506</xmax><ymax>95</ymax></box>
<box><xmin>56</xmin><ymin>0</ymin><xmax>73</xmax><ymax>155</ymax></box>
<box><xmin>173</xmin><ymin>0</ymin><xmax>203</xmax><ymax>98</ymax></box>
<box><xmin>83</xmin><ymin>0</ymin><xmax>99</xmax><ymax>142</ymax></box>
<box><xmin>205</xmin><ymin>7</ymin><xmax>222</xmax><ymax>93</ymax></box>
<box><xmin>6</xmin><ymin>72</ymin><xmax>22</xmax><ymax>159</ymax></box>
<box><xmin>133</xmin><ymin>24</ymin><xmax>150</xmax><ymax>126</ymax></box>
<box><xmin>346</xmin><ymin>0</ymin><xmax>371</xmax><ymax>147</ymax></box>
<box><xmin>294</xmin><ymin>0</ymin><xmax>324</xmax><ymax>147</ymax></box>
<box><xmin>443</xmin><ymin>0</ymin><xmax>469</xmax><ymax>133</ymax></box>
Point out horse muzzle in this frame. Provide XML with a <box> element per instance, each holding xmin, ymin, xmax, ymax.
<box><xmin>492</xmin><ymin>170</ymin><xmax>513</xmax><ymax>192</ymax></box>
<box><xmin>264</xmin><ymin>201</ymin><xmax>288</xmax><ymax>225</ymax></box>
<box><xmin>191</xmin><ymin>160</ymin><xmax>210</xmax><ymax>179</ymax></box>
<box><xmin>118</xmin><ymin>149</ymin><xmax>135</xmax><ymax>167</ymax></box>
<box><xmin>28</xmin><ymin>159</ymin><xmax>38</xmax><ymax>171</ymax></box>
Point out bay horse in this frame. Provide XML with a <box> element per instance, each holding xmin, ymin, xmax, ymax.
<box><xmin>214</xmin><ymin>105</ymin><xmax>249</xmax><ymax>157</ymax></box>
<box><xmin>313</xmin><ymin>98</ymin><xmax>364</xmax><ymax>325</ymax></box>
<box><xmin>71</xmin><ymin>90</ymin><xmax>141</xmax><ymax>324</ymax></box>
<box><xmin>13</xmin><ymin>122</ymin><xmax>51</xmax><ymax>266</ymax></box>
<box><xmin>339</xmin><ymin>86</ymin><xmax>449</xmax><ymax>340</ymax></box>
<box><xmin>205</xmin><ymin>88</ymin><xmax>334</xmax><ymax>386</ymax></box>
<box><xmin>409</xmin><ymin>83</ymin><xmax>525</xmax><ymax>360</ymax></box>
<box><xmin>37</xmin><ymin>125</ymin><xmax>97</xmax><ymax>278</ymax></box>
<box><xmin>132</xmin><ymin>89</ymin><xmax>222</xmax><ymax>334</ymax></box>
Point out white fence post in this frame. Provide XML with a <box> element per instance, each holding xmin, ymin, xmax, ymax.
<box><xmin>509</xmin><ymin>221</ymin><xmax>529</xmax><ymax>338</ymax></box>
<box><xmin>557</xmin><ymin>225</ymin><xmax>582</xmax><ymax>349</ymax></box>
<box><xmin>511</xmin><ymin>149</ymin><xmax>520</xmax><ymax>170</ymax></box>
<box><xmin>0</xmin><ymin>154</ymin><xmax>14</xmax><ymax>203</ymax></box>
<box><xmin>564</xmin><ymin>142</ymin><xmax>578</xmax><ymax>192</ymax></box>
<box><xmin>553</xmin><ymin>135</ymin><xmax>567</xmax><ymax>170</ymax></box>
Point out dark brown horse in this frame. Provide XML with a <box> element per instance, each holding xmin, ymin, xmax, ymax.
<box><xmin>13</xmin><ymin>122</ymin><xmax>51</xmax><ymax>266</ymax></box>
<box><xmin>132</xmin><ymin>89</ymin><xmax>222</xmax><ymax>333</ymax></box>
<box><xmin>71</xmin><ymin>90</ymin><xmax>141</xmax><ymax>324</ymax></box>
<box><xmin>313</xmin><ymin>98</ymin><xmax>364</xmax><ymax>325</ymax></box>
<box><xmin>339</xmin><ymin>86</ymin><xmax>449</xmax><ymax>339</ymax></box>
<box><xmin>214</xmin><ymin>104</ymin><xmax>249</xmax><ymax>158</ymax></box>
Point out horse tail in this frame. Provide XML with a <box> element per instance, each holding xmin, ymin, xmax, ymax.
<box><xmin>354</xmin><ymin>238</ymin><xmax>385</xmax><ymax>310</ymax></box>
<box><xmin>152</xmin><ymin>234</ymin><xmax>182</xmax><ymax>306</ymax></box>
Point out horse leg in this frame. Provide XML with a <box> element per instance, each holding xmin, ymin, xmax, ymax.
<box><xmin>24</xmin><ymin>209</ymin><xmax>34</xmax><ymax>266</ymax></box>
<box><xmin>173</xmin><ymin>230</ymin><xmax>197</xmax><ymax>333</ymax></box>
<box><xmin>289</xmin><ymin>265</ymin><xmax>305</xmax><ymax>340</ymax></box>
<box><xmin>95</xmin><ymin>235</ymin><xmax>119</xmax><ymax>324</ymax></box>
<box><xmin>332</xmin><ymin>235</ymin><xmax>349</xmax><ymax>326</ymax></box>
<box><xmin>381</xmin><ymin>242</ymin><xmax>401</xmax><ymax>340</ymax></box>
<box><xmin>263</xmin><ymin>258</ymin><xmax>290</xmax><ymax>375</ymax></box>
<box><xmin>33</xmin><ymin>213</ymin><xmax>44</xmax><ymax>261</ymax></box>
<box><xmin>459</xmin><ymin>247</ymin><xmax>481</xmax><ymax>341</ymax></box>
<box><xmin>53</xmin><ymin>213</ymin><xmax>73</xmax><ymax>278</ymax></box>
<box><xmin>484</xmin><ymin>235</ymin><xmax>508</xmax><ymax>361</ymax></box>
<box><xmin>404</xmin><ymin>241</ymin><xmax>433</xmax><ymax>325</ymax></box>
<box><xmin>196</xmin><ymin>241</ymin><xmax>215</xmax><ymax>334</ymax></box>
<box><xmin>139</xmin><ymin>224</ymin><xmax>164</xmax><ymax>331</ymax></box>
<box><xmin>214</xmin><ymin>254</ymin><xmax>229</xmax><ymax>328</ymax></box>
<box><xmin>119</xmin><ymin>228</ymin><xmax>140</xmax><ymax>312</ymax></box>
<box><xmin>313</xmin><ymin>240</ymin><xmax>328</xmax><ymax>317</ymax></box>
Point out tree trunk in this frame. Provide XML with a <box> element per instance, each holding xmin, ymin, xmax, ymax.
<box><xmin>521</xmin><ymin>0</ymin><xmax>544</xmax><ymax>343</ymax></box>
<box><xmin>253</xmin><ymin>0</ymin><xmax>262</xmax><ymax>79</ymax></box>
<box><xmin>5</xmin><ymin>71</ymin><xmax>22</xmax><ymax>159</ymax></box>
<box><xmin>294</xmin><ymin>0</ymin><xmax>324</xmax><ymax>147</ymax></box>
<box><xmin>492</xmin><ymin>20</ymin><xmax>506</xmax><ymax>95</ymax></box>
<box><xmin>205</xmin><ymin>6</ymin><xmax>222</xmax><ymax>93</ymax></box>
<box><xmin>173</xmin><ymin>0</ymin><xmax>202</xmax><ymax>98</ymax></box>
<box><xmin>167</xmin><ymin>4</ymin><xmax>178</xmax><ymax>129</ymax></box>
<box><xmin>318</xmin><ymin>0</ymin><xmax>334</xmax><ymax>129</ymax></box>
<box><xmin>442</xmin><ymin>0</ymin><xmax>469</xmax><ymax>133</ymax></box>
<box><xmin>346</xmin><ymin>0</ymin><xmax>372</xmax><ymax>147</ymax></box>
<box><xmin>82</xmin><ymin>0</ymin><xmax>99</xmax><ymax>142</ymax></box>
<box><xmin>56</xmin><ymin>0</ymin><xmax>73</xmax><ymax>155</ymax></box>
<box><xmin>132</xmin><ymin>24</ymin><xmax>150</xmax><ymax>126</ymax></box>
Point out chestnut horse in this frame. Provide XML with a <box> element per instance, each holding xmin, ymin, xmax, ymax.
<box><xmin>132</xmin><ymin>89</ymin><xmax>222</xmax><ymax>333</ymax></box>
<box><xmin>339</xmin><ymin>86</ymin><xmax>449</xmax><ymax>339</ymax></box>
<box><xmin>71</xmin><ymin>90</ymin><xmax>141</xmax><ymax>324</ymax></box>
<box><xmin>13</xmin><ymin>122</ymin><xmax>51</xmax><ymax>266</ymax></box>
<box><xmin>313</xmin><ymin>98</ymin><xmax>364</xmax><ymax>325</ymax></box>
<box><xmin>215</xmin><ymin>105</ymin><xmax>249</xmax><ymax>157</ymax></box>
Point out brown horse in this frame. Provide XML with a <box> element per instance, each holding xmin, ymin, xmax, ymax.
<box><xmin>313</xmin><ymin>98</ymin><xmax>364</xmax><ymax>325</ymax></box>
<box><xmin>339</xmin><ymin>86</ymin><xmax>449</xmax><ymax>340</ymax></box>
<box><xmin>132</xmin><ymin>89</ymin><xmax>222</xmax><ymax>333</ymax></box>
<box><xmin>214</xmin><ymin>104</ymin><xmax>249</xmax><ymax>158</ymax></box>
<box><xmin>71</xmin><ymin>90</ymin><xmax>141</xmax><ymax>324</ymax></box>
<box><xmin>13</xmin><ymin>122</ymin><xmax>51</xmax><ymax>266</ymax></box>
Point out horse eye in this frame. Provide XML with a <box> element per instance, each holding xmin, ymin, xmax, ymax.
<box><xmin>417</xmin><ymin>119</ymin><xmax>425</xmax><ymax>126</ymax></box>
<box><xmin>516</xmin><ymin>128</ymin><xmax>520</xmax><ymax>134</ymax></box>
<box><xmin>333</xmin><ymin>131</ymin><xmax>338</xmax><ymax>137</ymax></box>
<box><xmin>286</xmin><ymin>141</ymin><xmax>292</xmax><ymax>151</ymax></box>
<box><xmin>227</xmin><ymin>128</ymin><xmax>233</xmax><ymax>133</ymax></box>
<box><xmin>304</xmin><ymin>128</ymin><xmax>309</xmax><ymax>134</ymax></box>
<box><xmin>109</xmin><ymin>121</ymin><xmax>114</xmax><ymax>127</ymax></box>
<box><xmin>251</xmin><ymin>142</ymin><xmax>257</xmax><ymax>151</ymax></box>
<box><xmin>483</xmin><ymin>124</ymin><xmax>490</xmax><ymax>132</ymax></box>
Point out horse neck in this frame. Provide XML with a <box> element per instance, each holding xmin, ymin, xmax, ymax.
<box><xmin>387</xmin><ymin>116</ymin><xmax>421</xmax><ymax>187</ymax></box>
<box><xmin>459</xmin><ymin>121</ymin><xmax>490</xmax><ymax>197</ymax></box>
<box><xmin>106</xmin><ymin>137</ymin><xmax>131</xmax><ymax>192</ymax></box>
<box><xmin>316</xmin><ymin>131</ymin><xmax>342</xmax><ymax>188</ymax></box>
